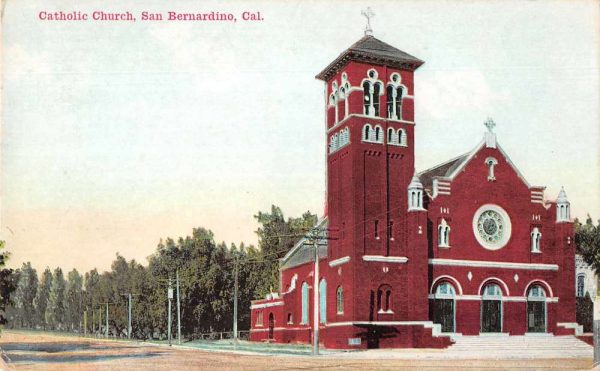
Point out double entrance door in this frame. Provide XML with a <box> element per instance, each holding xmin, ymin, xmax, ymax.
<box><xmin>527</xmin><ymin>301</ymin><xmax>546</xmax><ymax>333</ymax></box>
<box><xmin>433</xmin><ymin>299</ymin><xmax>455</xmax><ymax>333</ymax></box>
<box><xmin>481</xmin><ymin>299</ymin><xmax>502</xmax><ymax>333</ymax></box>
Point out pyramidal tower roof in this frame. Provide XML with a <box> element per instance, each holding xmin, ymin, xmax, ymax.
<box><xmin>316</xmin><ymin>35</ymin><xmax>424</xmax><ymax>81</ymax></box>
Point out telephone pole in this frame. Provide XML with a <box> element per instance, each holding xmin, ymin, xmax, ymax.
<box><xmin>176</xmin><ymin>270</ymin><xmax>181</xmax><ymax>345</ymax></box>
<box><xmin>105</xmin><ymin>302</ymin><xmax>109</xmax><ymax>338</ymax></box>
<box><xmin>233</xmin><ymin>257</ymin><xmax>239</xmax><ymax>346</ymax></box>
<box><xmin>168</xmin><ymin>277</ymin><xmax>173</xmax><ymax>346</ymax></box>
<box><xmin>312</xmin><ymin>235</ymin><xmax>320</xmax><ymax>356</ymax></box>
<box><xmin>121</xmin><ymin>293</ymin><xmax>134</xmax><ymax>340</ymax></box>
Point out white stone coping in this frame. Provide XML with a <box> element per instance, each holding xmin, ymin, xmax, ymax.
<box><xmin>363</xmin><ymin>255</ymin><xmax>408</xmax><ymax>263</ymax></box>
<box><xmin>429</xmin><ymin>258</ymin><xmax>558</xmax><ymax>271</ymax></box>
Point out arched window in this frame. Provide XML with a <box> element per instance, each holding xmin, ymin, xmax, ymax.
<box><xmin>527</xmin><ymin>285</ymin><xmax>547</xmax><ymax>333</ymax></box>
<box><xmin>363</xmin><ymin>70</ymin><xmax>382</xmax><ymax>117</ymax></box>
<box><xmin>483</xmin><ymin>284</ymin><xmax>503</xmax><ymax>298</ymax></box>
<box><xmin>377</xmin><ymin>284</ymin><xmax>392</xmax><ymax>313</ymax></box>
<box><xmin>319</xmin><ymin>279</ymin><xmax>327</xmax><ymax>324</ymax></box>
<box><xmin>485</xmin><ymin>157</ymin><xmax>498</xmax><ymax>181</ymax></box>
<box><xmin>336</xmin><ymin>286</ymin><xmax>344</xmax><ymax>314</ymax></box>
<box><xmin>577</xmin><ymin>275</ymin><xmax>585</xmax><ymax>297</ymax></box>
<box><xmin>386</xmin><ymin>85</ymin><xmax>394</xmax><ymax>119</ymax></box>
<box><xmin>387</xmin><ymin>127</ymin><xmax>394</xmax><ymax>143</ymax></box>
<box><xmin>386</xmin><ymin>73</ymin><xmax>404</xmax><ymax>120</ymax></box>
<box><xmin>398</xmin><ymin>129</ymin><xmax>407</xmax><ymax>146</ymax></box>
<box><xmin>375</xmin><ymin>126</ymin><xmax>381</xmax><ymax>142</ymax></box>
<box><xmin>301</xmin><ymin>282</ymin><xmax>309</xmax><ymax>324</ymax></box>
<box><xmin>363</xmin><ymin>81</ymin><xmax>372</xmax><ymax>116</ymax></box>
<box><xmin>531</xmin><ymin>227</ymin><xmax>542</xmax><ymax>252</ymax></box>
<box><xmin>438</xmin><ymin>219</ymin><xmax>450</xmax><ymax>247</ymax></box>
<box><xmin>481</xmin><ymin>283</ymin><xmax>503</xmax><ymax>333</ymax></box>
<box><xmin>287</xmin><ymin>313</ymin><xmax>293</xmax><ymax>324</ymax></box>
<box><xmin>363</xmin><ymin>124</ymin><xmax>372</xmax><ymax>142</ymax></box>
<box><xmin>256</xmin><ymin>311</ymin><xmax>263</xmax><ymax>326</ymax></box>
<box><xmin>433</xmin><ymin>282</ymin><xmax>456</xmax><ymax>333</ymax></box>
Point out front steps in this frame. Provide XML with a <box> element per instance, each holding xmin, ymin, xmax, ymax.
<box><xmin>448</xmin><ymin>335</ymin><xmax>592</xmax><ymax>359</ymax></box>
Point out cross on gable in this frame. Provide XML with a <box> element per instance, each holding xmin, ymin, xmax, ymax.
<box><xmin>361</xmin><ymin>7</ymin><xmax>375</xmax><ymax>36</ymax></box>
<box><xmin>484</xmin><ymin>118</ymin><xmax>496</xmax><ymax>133</ymax></box>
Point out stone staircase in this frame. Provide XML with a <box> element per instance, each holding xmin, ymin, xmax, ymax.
<box><xmin>447</xmin><ymin>335</ymin><xmax>593</xmax><ymax>359</ymax></box>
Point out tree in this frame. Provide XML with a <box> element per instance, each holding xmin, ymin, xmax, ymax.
<box><xmin>576</xmin><ymin>216</ymin><xmax>600</xmax><ymax>274</ymax></box>
<box><xmin>34</xmin><ymin>268</ymin><xmax>52</xmax><ymax>329</ymax></box>
<box><xmin>0</xmin><ymin>241</ymin><xmax>18</xmax><ymax>328</ymax></box>
<box><xmin>65</xmin><ymin>269</ymin><xmax>83</xmax><ymax>331</ymax></box>
<box><xmin>13</xmin><ymin>262</ymin><xmax>38</xmax><ymax>328</ymax></box>
<box><xmin>254</xmin><ymin>206</ymin><xmax>317</xmax><ymax>297</ymax></box>
<box><xmin>45</xmin><ymin>268</ymin><xmax>66</xmax><ymax>330</ymax></box>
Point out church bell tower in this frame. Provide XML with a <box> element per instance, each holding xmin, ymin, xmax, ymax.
<box><xmin>316</xmin><ymin>20</ymin><xmax>429</xmax><ymax>323</ymax></box>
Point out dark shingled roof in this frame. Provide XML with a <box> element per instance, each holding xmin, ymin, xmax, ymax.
<box><xmin>280</xmin><ymin>218</ymin><xmax>328</xmax><ymax>270</ymax></box>
<box><xmin>418</xmin><ymin>154</ymin><xmax>469</xmax><ymax>191</ymax></box>
<box><xmin>316</xmin><ymin>35</ymin><xmax>424</xmax><ymax>81</ymax></box>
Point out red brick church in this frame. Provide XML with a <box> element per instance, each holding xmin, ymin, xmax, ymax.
<box><xmin>249</xmin><ymin>30</ymin><xmax>580</xmax><ymax>349</ymax></box>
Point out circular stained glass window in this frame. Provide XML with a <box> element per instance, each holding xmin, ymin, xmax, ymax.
<box><xmin>472</xmin><ymin>205</ymin><xmax>512</xmax><ymax>250</ymax></box>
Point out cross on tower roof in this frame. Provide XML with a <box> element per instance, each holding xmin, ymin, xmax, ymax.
<box><xmin>361</xmin><ymin>7</ymin><xmax>375</xmax><ymax>36</ymax></box>
<box><xmin>484</xmin><ymin>118</ymin><xmax>496</xmax><ymax>133</ymax></box>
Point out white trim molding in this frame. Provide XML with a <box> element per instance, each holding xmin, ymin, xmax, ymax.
<box><xmin>326</xmin><ymin>321</ymin><xmax>446</xmax><ymax>337</ymax></box>
<box><xmin>429</xmin><ymin>258</ymin><xmax>558</xmax><ymax>271</ymax></box>
<box><xmin>557</xmin><ymin>322</ymin><xmax>583</xmax><ymax>336</ymax></box>
<box><xmin>329</xmin><ymin>256</ymin><xmax>350</xmax><ymax>267</ymax></box>
<box><xmin>250</xmin><ymin>301</ymin><xmax>284</xmax><ymax>310</ymax></box>
<box><xmin>363</xmin><ymin>255</ymin><xmax>408</xmax><ymax>263</ymax></box>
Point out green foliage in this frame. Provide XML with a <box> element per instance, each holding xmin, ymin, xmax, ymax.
<box><xmin>13</xmin><ymin>262</ymin><xmax>38</xmax><ymax>328</ymax></box>
<box><xmin>254</xmin><ymin>206</ymin><xmax>317</xmax><ymax>297</ymax></box>
<box><xmin>576</xmin><ymin>216</ymin><xmax>600</xmax><ymax>275</ymax></box>
<box><xmin>0</xmin><ymin>241</ymin><xmax>17</xmax><ymax>327</ymax></box>
<box><xmin>65</xmin><ymin>269</ymin><xmax>83</xmax><ymax>331</ymax></box>
<box><xmin>6</xmin><ymin>207</ymin><xmax>317</xmax><ymax>339</ymax></box>
<box><xmin>34</xmin><ymin>268</ymin><xmax>52</xmax><ymax>329</ymax></box>
<box><xmin>45</xmin><ymin>268</ymin><xmax>66</xmax><ymax>330</ymax></box>
<box><xmin>576</xmin><ymin>292</ymin><xmax>593</xmax><ymax>333</ymax></box>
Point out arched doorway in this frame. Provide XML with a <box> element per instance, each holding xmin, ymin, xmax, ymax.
<box><xmin>268</xmin><ymin>313</ymin><xmax>274</xmax><ymax>340</ymax></box>
<box><xmin>481</xmin><ymin>283</ymin><xmax>502</xmax><ymax>333</ymax></box>
<box><xmin>527</xmin><ymin>285</ymin><xmax>547</xmax><ymax>333</ymax></box>
<box><xmin>433</xmin><ymin>282</ymin><xmax>456</xmax><ymax>333</ymax></box>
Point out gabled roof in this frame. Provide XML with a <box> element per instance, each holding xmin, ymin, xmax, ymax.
<box><xmin>316</xmin><ymin>35</ymin><xmax>424</xmax><ymax>81</ymax></box>
<box><xmin>418</xmin><ymin>153</ymin><xmax>470</xmax><ymax>190</ymax></box>
<box><xmin>280</xmin><ymin>217</ymin><xmax>328</xmax><ymax>270</ymax></box>
<box><xmin>418</xmin><ymin>136</ymin><xmax>532</xmax><ymax>192</ymax></box>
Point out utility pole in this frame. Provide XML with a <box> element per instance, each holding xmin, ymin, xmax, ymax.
<box><xmin>176</xmin><ymin>270</ymin><xmax>181</xmax><ymax>345</ymax></box>
<box><xmin>233</xmin><ymin>257</ymin><xmax>239</xmax><ymax>346</ymax></box>
<box><xmin>105</xmin><ymin>302</ymin><xmax>109</xmax><ymax>338</ymax></box>
<box><xmin>97</xmin><ymin>307</ymin><xmax>101</xmax><ymax>336</ymax></box>
<box><xmin>311</xmin><ymin>229</ymin><xmax>320</xmax><ymax>356</ymax></box>
<box><xmin>168</xmin><ymin>277</ymin><xmax>173</xmax><ymax>346</ymax></box>
<box><xmin>83</xmin><ymin>308</ymin><xmax>87</xmax><ymax>336</ymax></box>
<box><xmin>121</xmin><ymin>293</ymin><xmax>134</xmax><ymax>340</ymax></box>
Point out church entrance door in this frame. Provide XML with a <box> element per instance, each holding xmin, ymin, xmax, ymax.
<box><xmin>434</xmin><ymin>299</ymin><xmax>454</xmax><ymax>333</ymax></box>
<box><xmin>527</xmin><ymin>301</ymin><xmax>546</xmax><ymax>333</ymax></box>
<box><xmin>268</xmin><ymin>313</ymin><xmax>274</xmax><ymax>340</ymax></box>
<box><xmin>481</xmin><ymin>300</ymin><xmax>502</xmax><ymax>333</ymax></box>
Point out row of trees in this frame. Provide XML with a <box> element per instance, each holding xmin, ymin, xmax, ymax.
<box><xmin>5</xmin><ymin>206</ymin><xmax>316</xmax><ymax>340</ymax></box>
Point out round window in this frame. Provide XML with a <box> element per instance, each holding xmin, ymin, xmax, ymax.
<box><xmin>472</xmin><ymin>204</ymin><xmax>511</xmax><ymax>250</ymax></box>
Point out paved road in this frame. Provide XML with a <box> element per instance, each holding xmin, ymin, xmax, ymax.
<box><xmin>0</xmin><ymin>330</ymin><xmax>593</xmax><ymax>370</ymax></box>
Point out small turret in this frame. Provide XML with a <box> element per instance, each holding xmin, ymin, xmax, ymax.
<box><xmin>556</xmin><ymin>187</ymin><xmax>570</xmax><ymax>223</ymax></box>
<box><xmin>408</xmin><ymin>174</ymin><xmax>424</xmax><ymax>211</ymax></box>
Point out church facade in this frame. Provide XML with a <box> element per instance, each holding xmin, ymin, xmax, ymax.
<box><xmin>249</xmin><ymin>34</ymin><xmax>580</xmax><ymax>349</ymax></box>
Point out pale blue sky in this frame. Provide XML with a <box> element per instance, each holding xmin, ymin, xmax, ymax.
<box><xmin>2</xmin><ymin>0</ymin><xmax>599</xmax><ymax>272</ymax></box>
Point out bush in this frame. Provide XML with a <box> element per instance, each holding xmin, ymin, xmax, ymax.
<box><xmin>576</xmin><ymin>292</ymin><xmax>593</xmax><ymax>332</ymax></box>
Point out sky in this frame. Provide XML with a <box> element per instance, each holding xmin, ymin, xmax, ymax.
<box><xmin>2</xmin><ymin>0</ymin><xmax>599</xmax><ymax>274</ymax></box>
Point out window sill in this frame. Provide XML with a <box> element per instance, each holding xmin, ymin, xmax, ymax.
<box><xmin>438</xmin><ymin>245</ymin><xmax>451</xmax><ymax>249</ymax></box>
<box><xmin>377</xmin><ymin>310</ymin><xmax>394</xmax><ymax>314</ymax></box>
<box><xmin>531</xmin><ymin>251</ymin><xmax>542</xmax><ymax>254</ymax></box>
